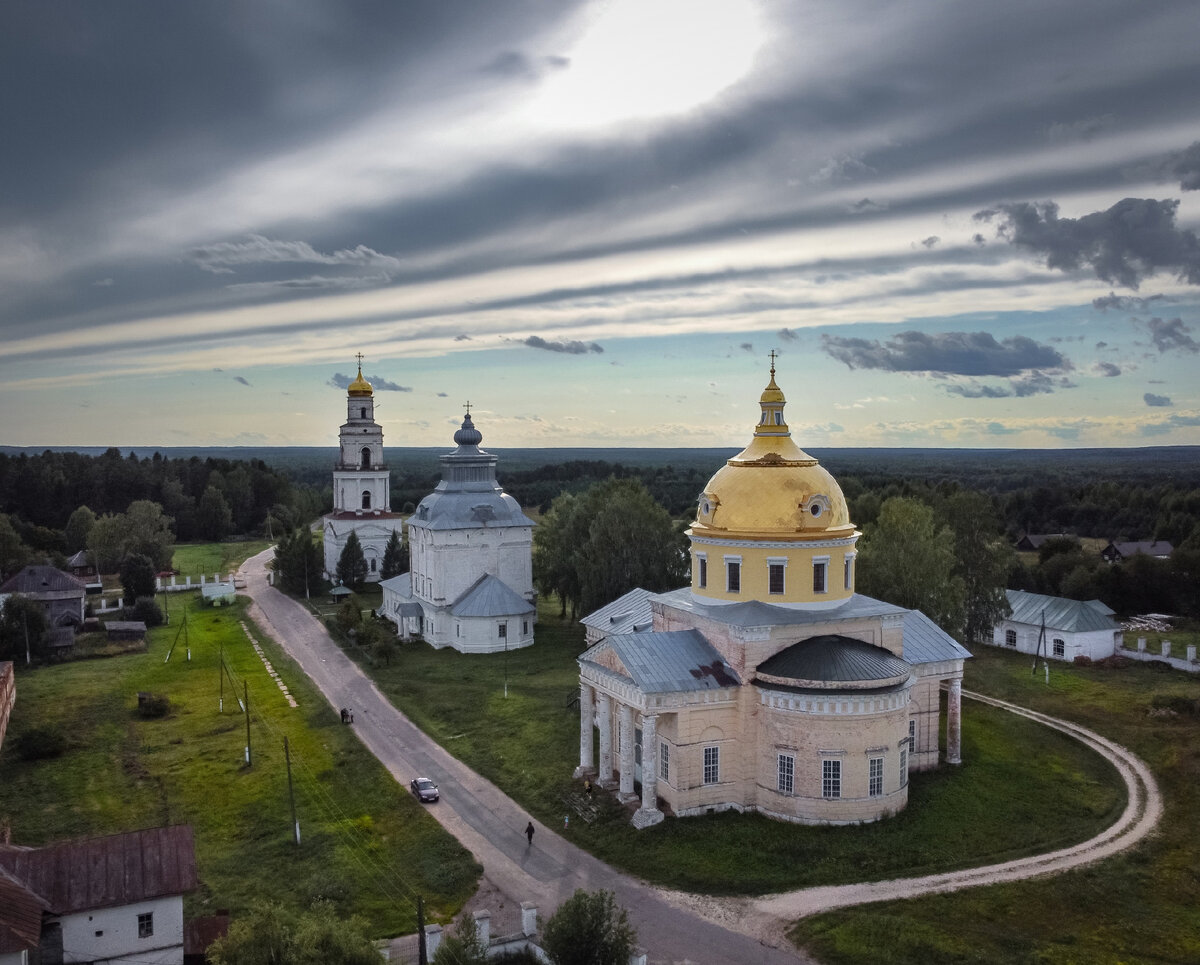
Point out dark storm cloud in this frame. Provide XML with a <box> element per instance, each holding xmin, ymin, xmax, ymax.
<box><xmin>233</xmin><ymin>376</ymin><xmax>251</xmax><ymax>386</ymax></box>
<box><xmin>523</xmin><ymin>336</ymin><xmax>603</xmax><ymax>354</ymax></box>
<box><xmin>1143</xmin><ymin>316</ymin><xmax>1199</xmax><ymax>353</ymax></box>
<box><xmin>1046</xmin><ymin>114</ymin><xmax>1114</xmax><ymax>143</ymax></box>
<box><xmin>821</xmin><ymin>330</ymin><xmax>1069</xmax><ymax>376</ymax></box>
<box><xmin>1093</xmin><ymin>361</ymin><xmax>1122</xmax><ymax>377</ymax></box>
<box><xmin>944</xmin><ymin>371</ymin><xmax>1074</xmax><ymax>399</ymax></box>
<box><xmin>1149</xmin><ymin>141</ymin><xmax>1200</xmax><ymax>191</ymax></box>
<box><xmin>975</xmin><ymin>198</ymin><xmax>1200</xmax><ymax>289</ymax></box>
<box><xmin>1092</xmin><ymin>292</ymin><xmax>1165</xmax><ymax>311</ymax></box>
<box><xmin>1144</xmin><ymin>393</ymin><xmax>1173</xmax><ymax>407</ymax></box>
<box><xmin>328</xmin><ymin>372</ymin><xmax>411</xmax><ymax>391</ymax></box>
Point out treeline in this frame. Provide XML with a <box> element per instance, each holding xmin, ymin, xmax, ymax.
<box><xmin>0</xmin><ymin>448</ymin><xmax>321</xmax><ymax>563</ymax></box>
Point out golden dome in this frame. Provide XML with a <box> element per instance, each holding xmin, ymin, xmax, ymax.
<box><xmin>347</xmin><ymin>364</ymin><xmax>373</xmax><ymax>397</ymax></box>
<box><xmin>691</xmin><ymin>364</ymin><xmax>853</xmax><ymax>540</ymax></box>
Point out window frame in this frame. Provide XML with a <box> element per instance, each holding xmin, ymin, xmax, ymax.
<box><xmin>767</xmin><ymin>557</ymin><xmax>787</xmax><ymax>596</ymax></box>
<box><xmin>812</xmin><ymin>556</ymin><xmax>830</xmax><ymax>594</ymax></box>
<box><xmin>137</xmin><ymin>913</ymin><xmax>154</xmax><ymax>940</ymax></box>
<box><xmin>869</xmin><ymin>756</ymin><xmax>884</xmax><ymax>797</ymax></box>
<box><xmin>498</xmin><ymin>621</ymin><xmax>507</xmax><ymax>639</ymax></box>
<box><xmin>1005</xmin><ymin>629</ymin><xmax>1017</xmax><ymax>647</ymax></box>
<box><xmin>777</xmin><ymin>752</ymin><xmax>795</xmax><ymax>795</ymax></box>
<box><xmin>899</xmin><ymin>747</ymin><xmax>908</xmax><ymax>786</ymax></box>
<box><xmin>822</xmin><ymin>758</ymin><xmax>841</xmax><ymax>799</ymax></box>
<box><xmin>659</xmin><ymin>741</ymin><xmax>670</xmax><ymax>782</ymax></box>
<box><xmin>703</xmin><ymin>745</ymin><xmax>720</xmax><ymax>785</ymax></box>
<box><xmin>697</xmin><ymin>553</ymin><xmax>707</xmax><ymax>589</ymax></box>
<box><xmin>724</xmin><ymin>556</ymin><xmax>741</xmax><ymax>593</ymax></box>
<box><xmin>1052</xmin><ymin>637</ymin><xmax>1065</xmax><ymax>658</ymax></box>
<box><xmin>844</xmin><ymin>553</ymin><xmax>855</xmax><ymax>590</ymax></box>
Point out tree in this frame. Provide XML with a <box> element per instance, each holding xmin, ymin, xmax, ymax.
<box><xmin>207</xmin><ymin>901</ymin><xmax>382</xmax><ymax>965</ymax></box>
<box><xmin>274</xmin><ymin>528</ymin><xmax>321</xmax><ymax>597</ymax></box>
<box><xmin>432</xmin><ymin>914</ymin><xmax>488</xmax><ymax>965</ymax></box>
<box><xmin>0</xmin><ymin>595</ymin><xmax>47</xmax><ymax>662</ymax></box>
<box><xmin>337</xmin><ymin>531</ymin><xmax>368</xmax><ymax>587</ymax></box>
<box><xmin>120</xmin><ymin>553</ymin><xmax>157</xmax><ymax>603</ymax></box>
<box><xmin>336</xmin><ymin>596</ymin><xmax>363</xmax><ymax>634</ymax></box>
<box><xmin>944</xmin><ymin>491</ymin><xmax>1016</xmax><ymax>644</ymax></box>
<box><xmin>381</xmin><ymin>529</ymin><xmax>407</xmax><ymax>580</ymax></box>
<box><xmin>197</xmin><ymin>485</ymin><xmax>234</xmax><ymax>541</ymax></box>
<box><xmin>533</xmin><ymin>491</ymin><xmax>585</xmax><ymax>618</ymax></box>
<box><xmin>371</xmin><ymin>630</ymin><xmax>396</xmax><ymax>667</ymax></box>
<box><xmin>123</xmin><ymin>500</ymin><xmax>175</xmax><ymax>571</ymax></box>
<box><xmin>857</xmin><ymin>497</ymin><xmax>965</xmax><ymax>634</ymax></box>
<box><xmin>87</xmin><ymin>513</ymin><xmax>127</xmax><ymax>573</ymax></box>
<box><xmin>63</xmin><ymin>505</ymin><xmax>96</xmax><ymax>553</ymax></box>
<box><xmin>0</xmin><ymin>513</ymin><xmax>27</xmax><ymax>580</ymax></box>
<box><xmin>541</xmin><ymin>889</ymin><xmax>637</xmax><ymax>965</ymax></box>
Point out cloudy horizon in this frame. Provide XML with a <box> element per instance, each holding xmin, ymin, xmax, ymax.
<box><xmin>2</xmin><ymin>0</ymin><xmax>1199</xmax><ymax>449</ymax></box>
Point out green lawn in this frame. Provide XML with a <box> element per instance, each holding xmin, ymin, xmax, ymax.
<box><xmin>0</xmin><ymin>597</ymin><xmax>479</xmax><ymax>935</ymax></box>
<box><xmin>788</xmin><ymin>646</ymin><xmax>1200</xmax><ymax>965</ymax></box>
<box><xmin>348</xmin><ymin>602</ymin><xmax>1126</xmax><ymax>896</ymax></box>
<box><xmin>172</xmin><ymin>540</ymin><xmax>274</xmax><ymax>578</ymax></box>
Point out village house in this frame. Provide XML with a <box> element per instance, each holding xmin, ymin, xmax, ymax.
<box><xmin>991</xmin><ymin>588</ymin><xmax>1122</xmax><ymax>662</ymax></box>
<box><xmin>0</xmin><ymin>566</ymin><xmax>86</xmax><ymax>630</ymax></box>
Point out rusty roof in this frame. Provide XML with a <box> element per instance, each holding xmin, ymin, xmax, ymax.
<box><xmin>0</xmin><ymin>826</ymin><xmax>196</xmax><ymax>915</ymax></box>
<box><xmin>0</xmin><ymin>867</ymin><xmax>47</xmax><ymax>954</ymax></box>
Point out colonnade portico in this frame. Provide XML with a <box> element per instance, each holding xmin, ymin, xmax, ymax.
<box><xmin>575</xmin><ymin>682</ymin><xmax>664</xmax><ymax>828</ymax></box>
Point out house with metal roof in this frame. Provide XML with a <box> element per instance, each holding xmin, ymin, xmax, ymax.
<box><xmin>0</xmin><ymin>566</ymin><xmax>86</xmax><ymax>629</ymax></box>
<box><xmin>1100</xmin><ymin>540</ymin><xmax>1174</xmax><ymax>563</ymax></box>
<box><xmin>0</xmin><ymin>826</ymin><xmax>197</xmax><ymax>965</ymax></box>
<box><xmin>381</xmin><ymin>407</ymin><xmax>535</xmax><ymax>653</ymax></box>
<box><xmin>991</xmin><ymin>588</ymin><xmax>1122</xmax><ymax>662</ymax></box>
<box><xmin>575</xmin><ymin>364</ymin><xmax>970</xmax><ymax>828</ymax></box>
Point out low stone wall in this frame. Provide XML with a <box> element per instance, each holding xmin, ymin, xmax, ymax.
<box><xmin>1122</xmin><ymin>637</ymin><xmax>1199</xmax><ymax>674</ymax></box>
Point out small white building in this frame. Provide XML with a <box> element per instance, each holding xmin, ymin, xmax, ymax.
<box><xmin>381</xmin><ymin>408</ymin><xmax>535</xmax><ymax>653</ymax></box>
<box><xmin>992</xmin><ymin>588</ymin><xmax>1123</xmax><ymax>661</ymax></box>
<box><xmin>0</xmin><ymin>826</ymin><xmax>197</xmax><ymax>965</ymax></box>
<box><xmin>321</xmin><ymin>359</ymin><xmax>404</xmax><ymax>583</ymax></box>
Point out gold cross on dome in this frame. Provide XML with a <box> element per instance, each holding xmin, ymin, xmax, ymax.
<box><xmin>769</xmin><ymin>349</ymin><xmax>778</xmax><ymax>375</ymax></box>
<box><xmin>355</xmin><ymin>352</ymin><xmax>364</xmax><ymax>369</ymax></box>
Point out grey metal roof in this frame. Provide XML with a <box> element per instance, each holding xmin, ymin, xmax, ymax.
<box><xmin>1108</xmin><ymin>540</ymin><xmax>1173</xmax><ymax>558</ymax></box>
<box><xmin>901</xmin><ymin>610</ymin><xmax>972</xmax><ymax>664</ymax></box>
<box><xmin>0</xmin><ymin>566</ymin><xmax>85</xmax><ymax>596</ymax></box>
<box><xmin>379</xmin><ymin>572</ymin><xmax>411</xmax><ymax>594</ymax></box>
<box><xmin>651</xmin><ymin>587</ymin><xmax>907</xmax><ymax>628</ymax></box>
<box><xmin>581</xmin><ymin>629</ymin><xmax>741</xmax><ymax>694</ymax></box>
<box><xmin>757</xmin><ymin>635</ymin><xmax>911</xmax><ymax>685</ymax></box>
<box><xmin>450</xmin><ymin>574</ymin><xmax>534</xmax><ymax>617</ymax></box>
<box><xmin>1006</xmin><ymin>589</ymin><xmax>1120</xmax><ymax>633</ymax></box>
<box><xmin>580</xmin><ymin>587</ymin><xmax>655</xmax><ymax>635</ymax></box>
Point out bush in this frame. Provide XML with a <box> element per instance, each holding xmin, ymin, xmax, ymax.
<box><xmin>137</xmin><ymin>692</ymin><xmax>171</xmax><ymax>718</ymax></box>
<box><xmin>128</xmin><ymin>597</ymin><xmax>164</xmax><ymax>627</ymax></box>
<box><xmin>14</xmin><ymin>724</ymin><xmax>68</xmax><ymax>760</ymax></box>
<box><xmin>1150</xmin><ymin>694</ymin><xmax>1200</xmax><ymax>716</ymax></box>
<box><xmin>1095</xmin><ymin>654</ymin><xmax>1131</xmax><ymax>670</ymax></box>
<box><xmin>1073</xmin><ymin>655</ymin><xmax>1093</xmax><ymax>667</ymax></box>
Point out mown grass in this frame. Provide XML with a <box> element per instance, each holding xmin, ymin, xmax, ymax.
<box><xmin>0</xmin><ymin>596</ymin><xmax>479</xmax><ymax>934</ymax></box>
<box><xmin>788</xmin><ymin>646</ymin><xmax>1200</xmax><ymax>965</ymax></box>
<box><xmin>351</xmin><ymin>601</ymin><xmax>1125</xmax><ymax>896</ymax></box>
<box><xmin>171</xmin><ymin>539</ymin><xmax>273</xmax><ymax>577</ymax></box>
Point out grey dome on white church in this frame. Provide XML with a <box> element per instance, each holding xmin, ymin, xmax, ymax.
<box><xmin>381</xmin><ymin>406</ymin><xmax>536</xmax><ymax>653</ymax></box>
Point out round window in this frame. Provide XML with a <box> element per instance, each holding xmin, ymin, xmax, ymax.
<box><xmin>810</xmin><ymin>504</ymin><xmax>823</xmax><ymax>517</ymax></box>
<box><xmin>700</xmin><ymin>499</ymin><xmax>711</xmax><ymax>515</ymax></box>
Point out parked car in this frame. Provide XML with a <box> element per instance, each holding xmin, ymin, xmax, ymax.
<box><xmin>410</xmin><ymin>777</ymin><xmax>439</xmax><ymax>802</ymax></box>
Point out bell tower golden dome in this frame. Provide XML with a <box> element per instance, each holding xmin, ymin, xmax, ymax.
<box><xmin>347</xmin><ymin>353</ymin><xmax>373</xmax><ymax>397</ymax></box>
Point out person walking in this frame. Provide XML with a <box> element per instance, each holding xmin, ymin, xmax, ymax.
<box><xmin>525</xmin><ymin>821</ymin><xmax>535</xmax><ymax>846</ymax></box>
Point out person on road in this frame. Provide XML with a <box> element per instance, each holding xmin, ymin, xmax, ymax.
<box><xmin>525</xmin><ymin>821</ymin><xmax>534</xmax><ymax>846</ymax></box>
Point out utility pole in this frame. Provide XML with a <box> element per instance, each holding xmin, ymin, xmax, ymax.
<box><xmin>244</xmin><ymin>681</ymin><xmax>251</xmax><ymax>766</ymax></box>
<box><xmin>219</xmin><ymin>642</ymin><xmax>224</xmax><ymax>712</ymax></box>
<box><xmin>284</xmin><ymin>737</ymin><xmax>300</xmax><ymax>845</ymax></box>
<box><xmin>417</xmin><ymin>895</ymin><xmax>427</xmax><ymax>965</ymax></box>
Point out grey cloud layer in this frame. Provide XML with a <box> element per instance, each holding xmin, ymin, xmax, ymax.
<box><xmin>821</xmin><ymin>331</ymin><xmax>1069</xmax><ymax>377</ymax></box>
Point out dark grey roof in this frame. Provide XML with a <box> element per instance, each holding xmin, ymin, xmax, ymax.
<box><xmin>581</xmin><ymin>629</ymin><xmax>741</xmax><ymax>694</ymax></box>
<box><xmin>901</xmin><ymin>610</ymin><xmax>972</xmax><ymax>664</ymax></box>
<box><xmin>450</xmin><ymin>574</ymin><xmax>534</xmax><ymax>617</ymax></box>
<box><xmin>652</xmin><ymin>587</ymin><xmax>906</xmax><ymax>628</ymax></box>
<box><xmin>1107</xmin><ymin>540</ymin><xmax>1173</xmax><ymax>558</ymax></box>
<box><xmin>0</xmin><ymin>566</ymin><xmax>85</xmax><ymax>596</ymax></box>
<box><xmin>379</xmin><ymin>572</ymin><xmax>411</xmax><ymax>594</ymax></box>
<box><xmin>1005</xmin><ymin>589</ymin><xmax>1120</xmax><ymax>633</ymax></box>
<box><xmin>580</xmin><ymin>587</ymin><xmax>655</xmax><ymax>635</ymax></box>
<box><xmin>757</xmin><ymin>635</ymin><xmax>911</xmax><ymax>686</ymax></box>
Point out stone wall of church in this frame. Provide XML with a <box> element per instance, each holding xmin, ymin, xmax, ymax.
<box><xmin>410</xmin><ymin>526</ymin><xmax>533</xmax><ymax>605</ymax></box>
<box><xmin>655</xmin><ymin>699</ymin><xmax>744</xmax><ymax>816</ymax></box>
<box><xmin>908</xmin><ymin>674</ymin><xmax>944</xmax><ymax>772</ymax></box>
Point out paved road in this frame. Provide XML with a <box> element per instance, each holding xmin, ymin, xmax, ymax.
<box><xmin>240</xmin><ymin>548</ymin><xmax>807</xmax><ymax>965</ymax></box>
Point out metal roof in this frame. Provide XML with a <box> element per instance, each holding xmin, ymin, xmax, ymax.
<box><xmin>0</xmin><ymin>826</ymin><xmax>196</xmax><ymax>916</ymax></box>
<box><xmin>0</xmin><ymin>867</ymin><xmax>46</xmax><ymax>954</ymax></box>
<box><xmin>0</xmin><ymin>566</ymin><xmax>85</xmax><ymax>596</ymax></box>
<box><xmin>901</xmin><ymin>610</ymin><xmax>973</xmax><ymax>664</ymax></box>
<box><xmin>580</xmin><ymin>587</ymin><xmax>655</xmax><ymax>635</ymax></box>
<box><xmin>581</xmin><ymin>629</ymin><xmax>741</xmax><ymax>694</ymax></box>
<box><xmin>1005</xmin><ymin>589</ymin><xmax>1120</xmax><ymax>633</ymax></box>
<box><xmin>757</xmin><ymin>635</ymin><xmax>911</xmax><ymax>686</ymax></box>
<box><xmin>652</xmin><ymin>587</ymin><xmax>907</xmax><ymax>628</ymax></box>
<box><xmin>450</xmin><ymin>574</ymin><xmax>534</xmax><ymax>617</ymax></box>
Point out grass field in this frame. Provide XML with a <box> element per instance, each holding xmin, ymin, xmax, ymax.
<box><xmin>171</xmin><ymin>539</ymin><xmax>274</xmax><ymax>578</ymax></box>
<box><xmin>347</xmin><ymin>601</ymin><xmax>1126</xmax><ymax>896</ymax></box>
<box><xmin>0</xmin><ymin>597</ymin><xmax>480</xmax><ymax>935</ymax></box>
<box><xmin>788</xmin><ymin>646</ymin><xmax>1200</xmax><ymax>964</ymax></box>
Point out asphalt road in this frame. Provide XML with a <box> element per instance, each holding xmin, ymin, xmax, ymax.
<box><xmin>240</xmin><ymin>548</ymin><xmax>808</xmax><ymax>965</ymax></box>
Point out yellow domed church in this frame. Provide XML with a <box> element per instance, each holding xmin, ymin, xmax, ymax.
<box><xmin>575</xmin><ymin>360</ymin><xmax>970</xmax><ymax>828</ymax></box>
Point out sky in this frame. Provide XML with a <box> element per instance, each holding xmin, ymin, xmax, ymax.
<box><xmin>3</xmin><ymin>0</ymin><xmax>1200</xmax><ymax>451</ymax></box>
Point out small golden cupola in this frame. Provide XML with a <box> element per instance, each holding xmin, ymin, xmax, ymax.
<box><xmin>347</xmin><ymin>362</ymin><xmax>373</xmax><ymax>398</ymax></box>
<box><xmin>688</xmin><ymin>355</ymin><xmax>860</xmax><ymax>609</ymax></box>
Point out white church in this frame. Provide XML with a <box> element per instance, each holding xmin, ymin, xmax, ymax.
<box><xmin>381</xmin><ymin>405</ymin><xmax>537</xmax><ymax>653</ymax></box>
<box><xmin>321</xmin><ymin>358</ymin><xmax>405</xmax><ymax>582</ymax></box>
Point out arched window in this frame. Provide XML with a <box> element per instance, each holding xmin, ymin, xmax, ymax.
<box><xmin>360</xmin><ymin>447</ymin><xmax>371</xmax><ymax>468</ymax></box>
<box><xmin>362</xmin><ymin>491</ymin><xmax>371</xmax><ymax>509</ymax></box>
<box><xmin>360</xmin><ymin>407</ymin><xmax>367</xmax><ymax>419</ymax></box>
<box><xmin>1005</xmin><ymin>629</ymin><xmax>1017</xmax><ymax>647</ymax></box>
<box><xmin>1052</xmin><ymin>637</ymin><xmax>1065</xmax><ymax>658</ymax></box>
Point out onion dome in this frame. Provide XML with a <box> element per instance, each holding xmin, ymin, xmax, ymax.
<box><xmin>453</xmin><ymin>412</ymin><xmax>483</xmax><ymax>447</ymax></box>
<box><xmin>756</xmin><ymin>635</ymin><xmax>912</xmax><ymax>691</ymax></box>
<box><xmin>347</xmin><ymin>362</ymin><xmax>373</xmax><ymax>397</ymax></box>
<box><xmin>692</xmin><ymin>359</ymin><xmax>852</xmax><ymax>540</ymax></box>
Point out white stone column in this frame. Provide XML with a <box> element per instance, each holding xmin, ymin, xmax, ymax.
<box><xmin>618</xmin><ymin>703</ymin><xmax>636</xmax><ymax>800</ymax></box>
<box><xmin>633</xmin><ymin>713</ymin><xmax>664</xmax><ymax>829</ymax></box>
<box><xmin>574</xmin><ymin>683</ymin><xmax>595</xmax><ymax>778</ymax></box>
<box><xmin>946</xmin><ymin>678</ymin><xmax>962</xmax><ymax>765</ymax></box>
<box><xmin>597</xmin><ymin>693</ymin><xmax>614</xmax><ymax>786</ymax></box>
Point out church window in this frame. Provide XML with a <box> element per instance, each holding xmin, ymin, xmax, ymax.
<box><xmin>362</xmin><ymin>491</ymin><xmax>372</xmax><ymax>509</ymax></box>
<box><xmin>703</xmin><ymin>746</ymin><xmax>719</xmax><ymax>784</ymax></box>
<box><xmin>523</xmin><ymin>620</ymin><xmax>529</xmax><ymax>634</ymax></box>
<box><xmin>768</xmin><ymin>559</ymin><xmax>786</xmax><ymax>595</ymax></box>
<box><xmin>777</xmin><ymin>753</ymin><xmax>794</xmax><ymax>794</ymax></box>
<box><xmin>909</xmin><ymin>719</ymin><xmax>916</xmax><ymax>746</ymax></box>
<box><xmin>1005</xmin><ymin>629</ymin><xmax>1017</xmax><ymax>647</ymax></box>
<box><xmin>822</xmin><ymin>759</ymin><xmax>841</xmax><ymax>799</ymax></box>
<box><xmin>456</xmin><ymin>623</ymin><xmax>460</xmax><ymax>638</ymax></box>
<box><xmin>659</xmin><ymin>742</ymin><xmax>669</xmax><ymax>781</ymax></box>
<box><xmin>498</xmin><ymin>622</ymin><xmax>508</xmax><ymax>639</ymax></box>
<box><xmin>360</xmin><ymin>407</ymin><xmax>367</xmax><ymax>419</ymax></box>
<box><xmin>812</xmin><ymin>558</ymin><xmax>828</xmax><ymax>594</ymax></box>
<box><xmin>844</xmin><ymin>554</ymin><xmax>855</xmax><ymax>590</ymax></box>
<box><xmin>899</xmin><ymin>748</ymin><xmax>908</xmax><ymax>785</ymax></box>
<box><xmin>361</xmin><ymin>447</ymin><xmax>371</xmax><ymax>468</ymax></box>
<box><xmin>725</xmin><ymin>558</ymin><xmax>741</xmax><ymax>593</ymax></box>
<box><xmin>370</xmin><ymin>558</ymin><xmax>376</xmax><ymax>572</ymax></box>
<box><xmin>774</xmin><ymin>411</ymin><xmax>782</xmax><ymax>425</ymax></box>
<box><xmin>138</xmin><ymin>913</ymin><xmax>154</xmax><ymax>939</ymax></box>
<box><xmin>869</xmin><ymin>757</ymin><xmax>883</xmax><ymax>797</ymax></box>
<box><xmin>697</xmin><ymin>553</ymin><xmax>707</xmax><ymax>588</ymax></box>
<box><xmin>1053</xmin><ymin>637</ymin><xmax>1065</xmax><ymax>658</ymax></box>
